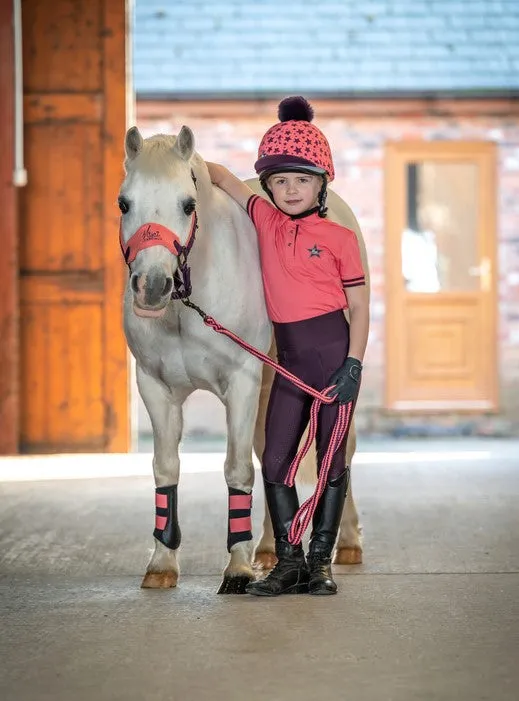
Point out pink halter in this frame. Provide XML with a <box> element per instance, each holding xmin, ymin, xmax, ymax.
<box><xmin>119</xmin><ymin>214</ymin><xmax>197</xmax><ymax>266</ymax></box>
<box><xmin>119</xmin><ymin>213</ymin><xmax>198</xmax><ymax>300</ymax></box>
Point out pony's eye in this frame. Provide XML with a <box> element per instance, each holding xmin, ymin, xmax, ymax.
<box><xmin>118</xmin><ymin>197</ymin><xmax>130</xmax><ymax>215</ymax></box>
<box><xmin>183</xmin><ymin>199</ymin><xmax>196</xmax><ymax>216</ymax></box>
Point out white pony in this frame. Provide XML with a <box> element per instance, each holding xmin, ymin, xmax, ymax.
<box><xmin>119</xmin><ymin>126</ymin><xmax>365</xmax><ymax>593</ymax></box>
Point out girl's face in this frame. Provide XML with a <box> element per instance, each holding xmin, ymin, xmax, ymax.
<box><xmin>267</xmin><ymin>172</ymin><xmax>322</xmax><ymax>215</ymax></box>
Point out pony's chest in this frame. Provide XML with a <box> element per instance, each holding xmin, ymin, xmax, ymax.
<box><xmin>125</xmin><ymin>310</ymin><xmax>181</xmax><ymax>361</ymax></box>
<box><xmin>124</xmin><ymin>313</ymin><xmax>223</xmax><ymax>388</ymax></box>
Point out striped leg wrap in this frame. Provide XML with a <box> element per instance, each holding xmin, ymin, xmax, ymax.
<box><xmin>154</xmin><ymin>485</ymin><xmax>181</xmax><ymax>550</ymax></box>
<box><xmin>227</xmin><ymin>488</ymin><xmax>253</xmax><ymax>552</ymax></box>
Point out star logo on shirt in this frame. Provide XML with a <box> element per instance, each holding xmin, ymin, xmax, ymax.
<box><xmin>308</xmin><ymin>244</ymin><xmax>322</xmax><ymax>258</ymax></box>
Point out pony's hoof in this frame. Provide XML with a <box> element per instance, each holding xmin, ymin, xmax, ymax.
<box><xmin>253</xmin><ymin>551</ymin><xmax>278</xmax><ymax>570</ymax></box>
<box><xmin>217</xmin><ymin>575</ymin><xmax>252</xmax><ymax>595</ymax></box>
<box><xmin>333</xmin><ymin>546</ymin><xmax>363</xmax><ymax>565</ymax></box>
<box><xmin>141</xmin><ymin>571</ymin><xmax>178</xmax><ymax>589</ymax></box>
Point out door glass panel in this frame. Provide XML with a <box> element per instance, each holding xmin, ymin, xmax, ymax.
<box><xmin>402</xmin><ymin>162</ymin><xmax>480</xmax><ymax>292</ymax></box>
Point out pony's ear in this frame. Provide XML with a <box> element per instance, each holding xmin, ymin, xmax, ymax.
<box><xmin>173</xmin><ymin>126</ymin><xmax>194</xmax><ymax>161</ymax></box>
<box><xmin>125</xmin><ymin>126</ymin><xmax>143</xmax><ymax>160</ymax></box>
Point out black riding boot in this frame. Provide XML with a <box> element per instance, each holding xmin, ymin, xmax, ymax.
<box><xmin>246</xmin><ymin>480</ymin><xmax>309</xmax><ymax>597</ymax></box>
<box><xmin>307</xmin><ymin>469</ymin><xmax>349</xmax><ymax>595</ymax></box>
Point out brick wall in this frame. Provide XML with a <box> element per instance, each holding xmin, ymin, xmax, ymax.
<box><xmin>135</xmin><ymin>100</ymin><xmax>519</xmax><ymax>437</ymax></box>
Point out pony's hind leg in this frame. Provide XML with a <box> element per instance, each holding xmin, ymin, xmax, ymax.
<box><xmin>137</xmin><ymin>368</ymin><xmax>189</xmax><ymax>589</ymax></box>
<box><xmin>334</xmin><ymin>426</ymin><xmax>363</xmax><ymax>564</ymax></box>
<box><xmin>254</xmin><ymin>501</ymin><xmax>277</xmax><ymax>571</ymax></box>
<box><xmin>334</xmin><ymin>478</ymin><xmax>363</xmax><ymax>564</ymax></box>
<box><xmin>218</xmin><ymin>368</ymin><xmax>261</xmax><ymax>594</ymax></box>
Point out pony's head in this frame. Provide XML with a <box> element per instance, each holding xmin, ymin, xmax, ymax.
<box><xmin>119</xmin><ymin>126</ymin><xmax>198</xmax><ymax>318</ymax></box>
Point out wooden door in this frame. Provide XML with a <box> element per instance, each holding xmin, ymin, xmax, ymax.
<box><xmin>385</xmin><ymin>141</ymin><xmax>498</xmax><ymax>411</ymax></box>
<box><xmin>19</xmin><ymin>0</ymin><xmax>129</xmax><ymax>452</ymax></box>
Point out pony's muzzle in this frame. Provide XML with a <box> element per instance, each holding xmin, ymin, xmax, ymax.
<box><xmin>131</xmin><ymin>269</ymin><xmax>174</xmax><ymax>318</ymax></box>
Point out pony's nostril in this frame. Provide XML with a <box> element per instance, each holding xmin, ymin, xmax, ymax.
<box><xmin>131</xmin><ymin>273</ymin><xmax>140</xmax><ymax>294</ymax></box>
<box><xmin>163</xmin><ymin>276</ymin><xmax>173</xmax><ymax>297</ymax></box>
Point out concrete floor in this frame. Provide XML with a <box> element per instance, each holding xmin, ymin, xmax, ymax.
<box><xmin>1</xmin><ymin>439</ymin><xmax>518</xmax><ymax>701</ymax></box>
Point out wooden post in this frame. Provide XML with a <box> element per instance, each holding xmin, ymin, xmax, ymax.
<box><xmin>0</xmin><ymin>1</ymin><xmax>19</xmax><ymax>454</ymax></box>
<box><xmin>102</xmin><ymin>0</ymin><xmax>132</xmax><ymax>452</ymax></box>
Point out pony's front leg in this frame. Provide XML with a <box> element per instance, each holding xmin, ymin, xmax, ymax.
<box><xmin>218</xmin><ymin>368</ymin><xmax>261</xmax><ymax>594</ymax></box>
<box><xmin>252</xmin><ymin>362</ymin><xmax>277</xmax><ymax>570</ymax></box>
<box><xmin>137</xmin><ymin>367</ymin><xmax>188</xmax><ymax>589</ymax></box>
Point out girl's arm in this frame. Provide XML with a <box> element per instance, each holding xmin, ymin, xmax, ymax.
<box><xmin>345</xmin><ymin>284</ymin><xmax>370</xmax><ymax>363</ymax></box>
<box><xmin>206</xmin><ymin>162</ymin><xmax>255</xmax><ymax>211</ymax></box>
<box><xmin>327</xmin><ymin>284</ymin><xmax>370</xmax><ymax>404</ymax></box>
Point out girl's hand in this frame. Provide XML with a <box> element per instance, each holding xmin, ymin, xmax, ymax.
<box><xmin>328</xmin><ymin>357</ymin><xmax>362</xmax><ymax>404</ymax></box>
<box><xmin>205</xmin><ymin>162</ymin><xmax>254</xmax><ymax>211</ymax></box>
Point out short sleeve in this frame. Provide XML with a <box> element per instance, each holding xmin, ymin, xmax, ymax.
<box><xmin>339</xmin><ymin>229</ymin><xmax>366</xmax><ymax>288</ymax></box>
<box><xmin>246</xmin><ymin>194</ymin><xmax>281</xmax><ymax>238</ymax></box>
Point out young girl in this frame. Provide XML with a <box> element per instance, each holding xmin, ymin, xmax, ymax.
<box><xmin>206</xmin><ymin>96</ymin><xmax>369</xmax><ymax>597</ymax></box>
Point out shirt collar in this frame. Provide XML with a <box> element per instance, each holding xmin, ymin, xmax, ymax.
<box><xmin>289</xmin><ymin>205</ymin><xmax>320</xmax><ymax>220</ymax></box>
<box><xmin>275</xmin><ymin>206</ymin><xmax>322</xmax><ymax>224</ymax></box>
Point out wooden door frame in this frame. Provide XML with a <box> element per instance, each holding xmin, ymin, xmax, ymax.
<box><xmin>384</xmin><ymin>140</ymin><xmax>498</xmax><ymax>412</ymax></box>
<box><xmin>0</xmin><ymin>1</ymin><xmax>19</xmax><ymax>454</ymax></box>
<box><xmin>101</xmin><ymin>0</ymin><xmax>131</xmax><ymax>452</ymax></box>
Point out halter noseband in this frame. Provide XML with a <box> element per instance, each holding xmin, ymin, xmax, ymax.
<box><xmin>119</xmin><ymin>170</ymin><xmax>198</xmax><ymax>300</ymax></box>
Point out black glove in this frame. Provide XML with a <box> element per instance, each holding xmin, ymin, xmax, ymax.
<box><xmin>327</xmin><ymin>357</ymin><xmax>362</xmax><ymax>404</ymax></box>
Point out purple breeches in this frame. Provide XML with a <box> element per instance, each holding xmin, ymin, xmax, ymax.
<box><xmin>262</xmin><ymin>309</ymin><xmax>351</xmax><ymax>484</ymax></box>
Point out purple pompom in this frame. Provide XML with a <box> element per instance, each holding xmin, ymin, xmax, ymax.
<box><xmin>278</xmin><ymin>96</ymin><xmax>314</xmax><ymax>123</ymax></box>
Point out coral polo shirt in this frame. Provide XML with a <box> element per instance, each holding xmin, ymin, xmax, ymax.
<box><xmin>247</xmin><ymin>195</ymin><xmax>365</xmax><ymax>323</ymax></box>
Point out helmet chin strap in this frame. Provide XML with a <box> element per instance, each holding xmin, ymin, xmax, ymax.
<box><xmin>317</xmin><ymin>178</ymin><xmax>328</xmax><ymax>218</ymax></box>
<box><xmin>260</xmin><ymin>175</ymin><xmax>328</xmax><ymax>219</ymax></box>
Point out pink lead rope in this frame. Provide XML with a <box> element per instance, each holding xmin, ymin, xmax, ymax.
<box><xmin>284</xmin><ymin>393</ymin><xmax>352</xmax><ymax>545</ymax></box>
<box><xmin>185</xmin><ymin>303</ymin><xmax>354</xmax><ymax>546</ymax></box>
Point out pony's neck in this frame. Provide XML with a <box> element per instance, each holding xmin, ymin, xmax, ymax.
<box><xmin>187</xmin><ymin>154</ymin><xmax>248</xmax><ymax>280</ymax></box>
<box><xmin>189</xmin><ymin>154</ymin><xmax>225</xmax><ymax>252</ymax></box>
